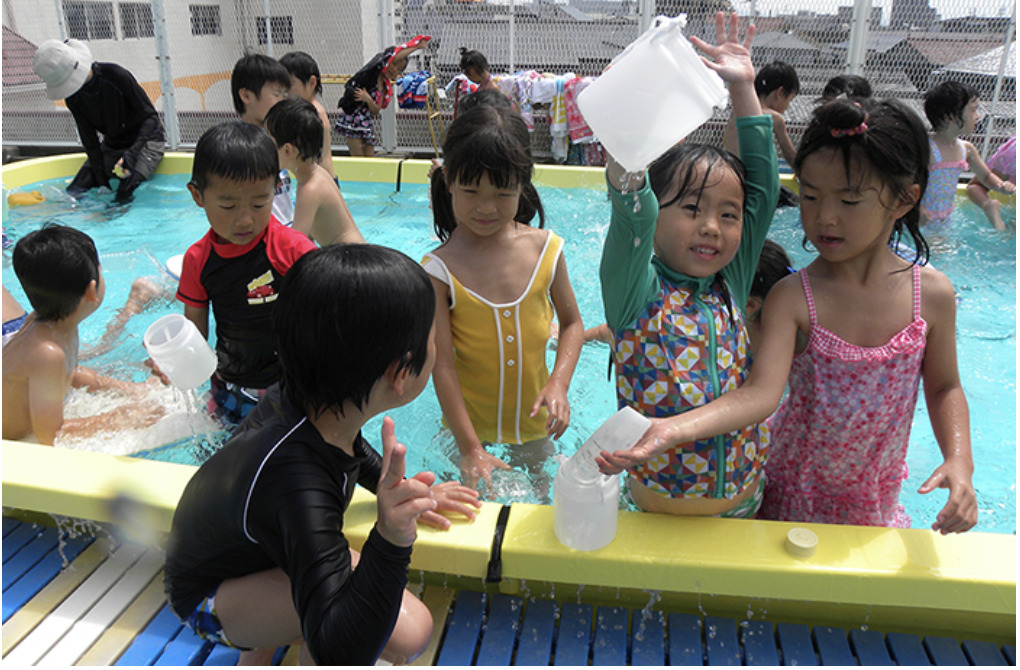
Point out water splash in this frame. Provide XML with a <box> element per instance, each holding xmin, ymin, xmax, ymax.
<box><xmin>633</xmin><ymin>590</ymin><xmax>662</xmax><ymax>642</ymax></box>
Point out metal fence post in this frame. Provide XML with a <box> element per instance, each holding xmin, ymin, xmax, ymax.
<box><xmin>639</xmin><ymin>0</ymin><xmax>654</xmax><ymax>34</ymax></box>
<box><xmin>379</xmin><ymin>0</ymin><xmax>397</xmax><ymax>154</ymax></box>
<box><xmin>151</xmin><ymin>0</ymin><xmax>180</xmax><ymax>150</ymax></box>
<box><xmin>846</xmin><ymin>0</ymin><xmax>870</xmax><ymax>75</ymax></box>
<box><xmin>52</xmin><ymin>0</ymin><xmax>66</xmax><ymax>40</ymax></box>
<box><xmin>263</xmin><ymin>0</ymin><xmax>274</xmax><ymax>58</ymax></box>
<box><xmin>980</xmin><ymin>3</ymin><xmax>1015</xmax><ymax>159</ymax></box>
<box><xmin>509</xmin><ymin>0</ymin><xmax>516</xmax><ymax>74</ymax></box>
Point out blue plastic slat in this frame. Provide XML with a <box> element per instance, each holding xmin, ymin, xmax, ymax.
<box><xmin>704</xmin><ymin>616</ymin><xmax>741</xmax><ymax>666</ymax></box>
<box><xmin>514</xmin><ymin>598</ymin><xmax>556</xmax><ymax>666</ymax></box>
<box><xmin>2</xmin><ymin>523</ymin><xmax>42</xmax><ymax>563</ymax></box>
<box><xmin>115</xmin><ymin>605</ymin><xmax>185</xmax><ymax>666</ymax></box>
<box><xmin>923</xmin><ymin>636</ymin><xmax>968</xmax><ymax>666</ymax></box>
<box><xmin>630</xmin><ymin>609</ymin><xmax>666</xmax><ymax>666</ymax></box>
<box><xmin>202</xmin><ymin>645</ymin><xmax>241</xmax><ymax>666</ymax></box>
<box><xmin>476</xmin><ymin>593</ymin><xmax>523</xmax><ymax>666</ymax></box>
<box><xmin>3</xmin><ymin>517</ymin><xmax>21</xmax><ymax>538</ymax></box>
<box><xmin>270</xmin><ymin>645</ymin><xmax>289</xmax><ymax>665</ymax></box>
<box><xmin>592</xmin><ymin>605</ymin><xmax>628</xmax><ymax>666</ymax></box>
<box><xmin>849</xmin><ymin>630</ymin><xmax>893</xmax><ymax>666</ymax></box>
<box><xmin>776</xmin><ymin>622</ymin><xmax>817</xmax><ymax>666</ymax></box>
<box><xmin>887</xmin><ymin>632</ymin><xmax>932</xmax><ymax>665</ymax></box>
<box><xmin>668</xmin><ymin>613</ymin><xmax>704</xmax><ymax>666</ymax></box>
<box><xmin>1002</xmin><ymin>645</ymin><xmax>1015</xmax><ymax>665</ymax></box>
<box><xmin>435</xmin><ymin>590</ymin><xmax>485</xmax><ymax>666</ymax></box>
<box><xmin>554</xmin><ymin>603</ymin><xmax>592</xmax><ymax>666</ymax></box>
<box><xmin>154</xmin><ymin>634</ymin><xmax>210</xmax><ymax>666</ymax></box>
<box><xmin>813</xmin><ymin>626</ymin><xmax>855</xmax><ymax>666</ymax></box>
<box><xmin>3</xmin><ymin>527</ymin><xmax>59</xmax><ymax>591</ymax></box>
<box><xmin>742</xmin><ymin>620</ymin><xmax>779</xmax><ymax>666</ymax></box>
<box><xmin>2</xmin><ymin>534</ymin><xmax>92</xmax><ymax>623</ymax></box>
<box><xmin>962</xmin><ymin>639</ymin><xmax>1008</xmax><ymax>666</ymax></box>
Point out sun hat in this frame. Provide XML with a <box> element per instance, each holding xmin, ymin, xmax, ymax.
<box><xmin>33</xmin><ymin>39</ymin><xmax>94</xmax><ymax>100</ymax></box>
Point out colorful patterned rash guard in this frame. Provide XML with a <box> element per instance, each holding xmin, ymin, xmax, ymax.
<box><xmin>600</xmin><ymin>115</ymin><xmax>780</xmax><ymax>500</ymax></box>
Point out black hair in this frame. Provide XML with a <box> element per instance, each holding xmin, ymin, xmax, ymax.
<box><xmin>818</xmin><ymin>74</ymin><xmax>872</xmax><ymax>103</ymax></box>
<box><xmin>230</xmin><ymin>53</ymin><xmax>292</xmax><ymax>115</ymax></box>
<box><xmin>457</xmin><ymin>88</ymin><xmax>511</xmax><ymax>116</ymax></box>
<box><xmin>280</xmin><ymin>50</ymin><xmax>323</xmax><ymax>96</ymax></box>
<box><xmin>190</xmin><ymin>121</ymin><xmax>280</xmax><ymax>192</ymax></box>
<box><xmin>754</xmin><ymin>60</ymin><xmax>799</xmax><ymax>98</ymax></box>
<box><xmin>265</xmin><ymin>97</ymin><xmax>323</xmax><ymax>162</ymax></box>
<box><xmin>430</xmin><ymin>104</ymin><xmax>544</xmax><ymax>241</ymax></box>
<box><xmin>750</xmin><ymin>239</ymin><xmax>793</xmax><ymax>302</ymax></box>
<box><xmin>794</xmin><ymin>98</ymin><xmax>930</xmax><ymax>265</ymax></box>
<box><xmin>459</xmin><ymin>48</ymin><xmax>490</xmax><ymax>75</ymax></box>
<box><xmin>924</xmin><ymin>80</ymin><xmax>979</xmax><ymax>131</ymax></box>
<box><xmin>12</xmin><ymin>223</ymin><xmax>100</xmax><ymax>321</ymax></box>
<box><xmin>273</xmin><ymin>244</ymin><xmax>436</xmax><ymax>418</ymax></box>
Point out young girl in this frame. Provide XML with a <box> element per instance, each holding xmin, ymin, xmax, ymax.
<box><xmin>335</xmin><ymin>35</ymin><xmax>430</xmax><ymax>157</ymax></box>
<box><xmin>424</xmin><ymin>104</ymin><xmax>584</xmax><ymax>491</ymax></box>
<box><xmin>595</xmin><ymin>13</ymin><xmax>780</xmax><ymax>518</ymax></box>
<box><xmin>601</xmin><ymin>97</ymin><xmax>978</xmax><ymax>533</ymax></box>
<box><xmin>966</xmin><ymin>133</ymin><xmax>1015</xmax><ymax>231</ymax></box>
<box><xmin>920</xmin><ymin>81</ymin><xmax>1015</xmax><ymax>231</ymax></box>
<box><xmin>280</xmin><ymin>51</ymin><xmax>337</xmax><ymax>182</ymax></box>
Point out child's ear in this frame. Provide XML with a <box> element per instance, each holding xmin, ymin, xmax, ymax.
<box><xmin>187</xmin><ymin>181</ymin><xmax>204</xmax><ymax>207</ymax></box>
<box><xmin>896</xmin><ymin>183</ymin><xmax>922</xmax><ymax>216</ymax></box>
<box><xmin>385</xmin><ymin>357</ymin><xmax>411</xmax><ymax>396</ymax></box>
<box><xmin>239</xmin><ymin>87</ymin><xmax>256</xmax><ymax>106</ymax></box>
<box><xmin>745</xmin><ymin>295</ymin><xmax>763</xmax><ymax>318</ymax></box>
<box><xmin>83</xmin><ymin>279</ymin><xmax>101</xmax><ymax>306</ymax></box>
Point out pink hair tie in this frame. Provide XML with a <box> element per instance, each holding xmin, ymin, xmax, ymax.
<box><xmin>830</xmin><ymin>112</ymin><xmax>869</xmax><ymax>137</ymax></box>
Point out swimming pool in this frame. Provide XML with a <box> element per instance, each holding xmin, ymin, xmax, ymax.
<box><xmin>2</xmin><ymin>171</ymin><xmax>1014</xmax><ymax>533</ymax></box>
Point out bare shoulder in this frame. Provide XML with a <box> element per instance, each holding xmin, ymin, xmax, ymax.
<box><xmin>4</xmin><ymin>333</ymin><xmax>67</xmax><ymax>379</ymax></box>
<box><xmin>516</xmin><ymin>223</ymin><xmax>552</xmax><ymax>249</ymax></box>
<box><xmin>919</xmin><ymin>264</ymin><xmax>957</xmax><ymax>317</ymax></box>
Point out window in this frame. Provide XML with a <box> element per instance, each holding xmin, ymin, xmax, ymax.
<box><xmin>190</xmin><ymin>4</ymin><xmax>221</xmax><ymax>36</ymax></box>
<box><xmin>120</xmin><ymin>3</ymin><xmax>154</xmax><ymax>39</ymax></box>
<box><xmin>256</xmin><ymin>15</ymin><xmax>294</xmax><ymax>46</ymax></box>
<box><xmin>64</xmin><ymin>2</ymin><xmax>115</xmax><ymax>41</ymax></box>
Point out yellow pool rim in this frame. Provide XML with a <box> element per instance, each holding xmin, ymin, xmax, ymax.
<box><xmin>1</xmin><ymin>154</ymin><xmax>1015</xmax><ymax>644</ymax></box>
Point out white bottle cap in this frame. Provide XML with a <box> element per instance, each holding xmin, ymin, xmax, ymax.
<box><xmin>784</xmin><ymin>527</ymin><xmax>818</xmax><ymax>558</ymax></box>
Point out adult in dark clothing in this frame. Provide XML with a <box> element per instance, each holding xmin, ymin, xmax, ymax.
<box><xmin>33</xmin><ymin>39</ymin><xmax>165</xmax><ymax>203</ymax></box>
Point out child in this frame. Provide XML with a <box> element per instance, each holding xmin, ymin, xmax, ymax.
<box><xmin>280</xmin><ymin>50</ymin><xmax>338</xmax><ymax>182</ymax></box>
<box><xmin>602</xmin><ymin>98</ymin><xmax>978</xmax><ymax>533</ymax></box>
<box><xmin>460</xmin><ymin>48</ymin><xmax>500</xmax><ymax>93</ymax></box>
<box><xmin>335</xmin><ymin>35</ymin><xmax>430</xmax><ymax>157</ymax></box>
<box><xmin>596</xmin><ymin>13</ymin><xmax>780</xmax><ymax>518</ymax></box>
<box><xmin>231</xmin><ymin>53</ymin><xmax>295</xmax><ymax>226</ymax></box>
<box><xmin>725</xmin><ymin>59</ymin><xmax>799</xmax><ymax>167</ymax></box>
<box><xmin>265</xmin><ymin>98</ymin><xmax>365</xmax><ymax>247</ymax></box>
<box><xmin>425</xmin><ymin>103</ymin><xmax>584</xmax><ymax>490</ymax></box>
<box><xmin>3</xmin><ymin>224</ymin><xmax>163</xmax><ymax>444</ymax></box>
<box><xmin>920</xmin><ymin>81</ymin><xmax>1015</xmax><ymax>231</ymax></box>
<box><xmin>818</xmin><ymin>74</ymin><xmax>872</xmax><ymax>103</ymax></box>
<box><xmin>163</xmin><ymin>244</ymin><xmax>480</xmax><ymax>665</ymax></box>
<box><xmin>966</xmin><ymin>133</ymin><xmax>1015</xmax><ymax>231</ymax></box>
<box><xmin>175</xmin><ymin>122</ymin><xmax>316</xmax><ymax>423</ymax></box>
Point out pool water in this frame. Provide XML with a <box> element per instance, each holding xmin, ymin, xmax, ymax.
<box><xmin>2</xmin><ymin>175</ymin><xmax>1015</xmax><ymax>533</ymax></box>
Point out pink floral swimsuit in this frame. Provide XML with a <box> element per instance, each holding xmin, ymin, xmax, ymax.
<box><xmin>759</xmin><ymin>266</ymin><xmax>927</xmax><ymax>528</ymax></box>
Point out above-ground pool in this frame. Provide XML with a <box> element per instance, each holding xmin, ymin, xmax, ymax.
<box><xmin>2</xmin><ymin>170</ymin><xmax>1015</xmax><ymax>534</ymax></box>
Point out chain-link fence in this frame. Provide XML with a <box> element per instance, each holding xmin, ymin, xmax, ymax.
<box><xmin>2</xmin><ymin>0</ymin><xmax>1015</xmax><ymax>163</ymax></box>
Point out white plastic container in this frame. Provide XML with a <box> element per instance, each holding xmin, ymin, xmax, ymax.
<box><xmin>577</xmin><ymin>14</ymin><xmax>729</xmax><ymax>174</ymax></box>
<box><xmin>553</xmin><ymin>407</ymin><xmax>651</xmax><ymax>551</ymax></box>
<box><xmin>143</xmin><ymin>314</ymin><xmax>218</xmax><ymax>390</ymax></box>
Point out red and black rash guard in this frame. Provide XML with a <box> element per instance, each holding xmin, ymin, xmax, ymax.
<box><xmin>176</xmin><ymin>220</ymin><xmax>314</xmax><ymax>388</ymax></box>
<box><xmin>163</xmin><ymin>383</ymin><xmax>411</xmax><ymax>665</ymax></box>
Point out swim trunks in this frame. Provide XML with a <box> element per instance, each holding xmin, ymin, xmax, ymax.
<box><xmin>206</xmin><ymin>374</ymin><xmax>268</xmax><ymax>424</ymax></box>
<box><xmin>2</xmin><ymin>312</ymin><xmax>27</xmax><ymax>348</ymax></box>
<box><xmin>182</xmin><ymin>586</ymin><xmax>249</xmax><ymax>649</ymax></box>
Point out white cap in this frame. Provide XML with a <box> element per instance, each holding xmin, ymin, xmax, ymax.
<box><xmin>33</xmin><ymin>39</ymin><xmax>93</xmax><ymax>100</ymax></box>
<box><xmin>784</xmin><ymin>527</ymin><xmax>818</xmax><ymax>558</ymax></box>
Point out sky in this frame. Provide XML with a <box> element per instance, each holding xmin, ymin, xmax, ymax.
<box><xmin>735</xmin><ymin>0</ymin><xmax>1015</xmax><ymax>22</ymax></box>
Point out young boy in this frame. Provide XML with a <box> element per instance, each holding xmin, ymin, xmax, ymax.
<box><xmin>175</xmin><ymin>122</ymin><xmax>316</xmax><ymax>423</ymax></box>
<box><xmin>265</xmin><ymin>98</ymin><xmax>365</xmax><ymax>247</ymax></box>
<box><xmin>230</xmin><ymin>53</ymin><xmax>295</xmax><ymax>226</ymax></box>
<box><xmin>2</xmin><ymin>225</ymin><xmax>163</xmax><ymax>444</ymax></box>
<box><xmin>724</xmin><ymin>59</ymin><xmax>799</xmax><ymax>167</ymax></box>
<box><xmin>280</xmin><ymin>50</ymin><xmax>338</xmax><ymax>182</ymax></box>
<box><xmin>163</xmin><ymin>244</ymin><xmax>480</xmax><ymax>665</ymax></box>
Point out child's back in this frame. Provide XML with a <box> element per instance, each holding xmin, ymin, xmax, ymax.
<box><xmin>724</xmin><ymin>59</ymin><xmax>799</xmax><ymax>166</ymax></box>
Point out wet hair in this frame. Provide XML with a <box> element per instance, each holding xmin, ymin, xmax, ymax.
<box><xmin>754</xmin><ymin>60</ymin><xmax>799</xmax><ymax>98</ymax></box>
<box><xmin>190</xmin><ymin>121</ymin><xmax>280</xmax><ymax>192</ymax></box>
<box><xmin>230</xmin><ymin>53</ymin><xmax>292</xmax><ymax>115</ymax></box>
<box><xmin>430</xmin><ymin>104</ymin><xmax>544</xmax><ymax>241</ymax></box>
<box><xmin>924</xmin><ymin>81</ymin><xmax>979</xmax><ymax>132</ymax></box>
<box><xmin>818</xmin><ymin>74</ymin><xmax>872</xmax><ymax>103</ymax></box>
<box><xmin>457</xmin><ymin>88</ymin><xmax>511</xmax><ymax>116</ymax></box>
<box><xmin>280</xmin><ymin>51</ymin><xmax>323</xmax><ymax>96</ymax></box>
<box><xmin>794</xmin><ymin>98</ymin><xmax>930</xmax><ymax>265</ymax></box>
<box><xmin>273</xmin><ymin>244</ymin><xmax>435</xmax><ymax>418</ymax></box>
<box><xmin>12</xmin><ymin>223</ymin><xmax>100</xmax><ymax>321</ymax></box>
<box><xmin>459</xmin><ymin>48</ymin><xmax>490</xmax><ymax>76</ymax></box>
<box><xmin>265</xmin><ymin>97</ymin><xmax>323</xmax><ymax>162</ymax></box>
<box><xmin>750</xmin><ymin>239</ymin><xmax>794</xmax><ymax>303</ymax></box>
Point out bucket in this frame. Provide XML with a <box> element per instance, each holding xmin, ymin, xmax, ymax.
<box><xmin>143</xmin><ymin>314</ymin><xmax>218</xmax><ymax>390</ymax></box>
<box><xmin>577</xmin><ymin>14</ymin><xmax>729</xmax><ymax>174</ymax></box>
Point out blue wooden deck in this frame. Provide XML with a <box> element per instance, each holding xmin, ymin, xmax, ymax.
<box><xmin>2</xmin><ymin>518</ymin><xmax>1015</xmax><ymax>666</ymax></box>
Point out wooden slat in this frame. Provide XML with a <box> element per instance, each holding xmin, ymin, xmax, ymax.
<box><xmin>476</xmin><ymin>594</ymin><xmax>522</xmax><ymax>665</ymax></box>
<box><xmin>592</xmin><ymin>605</ymin><xmax>628</xmax><ymax>666</ymax></box>
<box><xmin>513</xmin><ymin>598</ymin><xmax>556</xmax><ymax>666</ymax></box>
<box><xmin>849</xmin><ymin>629</ymin><xmax>893</xmax><ymax>666</ymax></box>
<box><xmin>553</xmin><ymin>603</ymin><xmax>592</xmax><ymax>666</ymax></box>
<box><xmin>630</xmin><ymin>609</ymin><xmax>665</xmax><ymax>666</ymax></box>
<box><xmin>3</xmin><ymin>534</ymin><xmax>92</xmax><ymax>624</ymax></box>
<box><xmin>75</xmin><ymin>571</ymin><xmax>167</xmax><ymax>665</ymax></box>
<box><xmin>411</xmin><ymin>586</ymin><xmax>455</xmax><ymax>667</ymax></box>
<box><xmin>962</xmin><ymin>639</ymin><xmax>1008</xmax><ymax>665</ymax></box>
<box><xmin>813</xmin><ymin>626</ymin><xmax>854</xmax><ymax>666</ymax></box>
<box><xmin>923</xmin><ymin>636</ymin><xmax>969</xmax><ymax>666</ymax></box>
<box><xmin>704</xmin><ymin>616</ymin><xmax>741</xmax><ymax>666</ymax></box>
<box><xmin>886</xmin><ymin>632</ymin><xmax>932</xmax><ymax>665</ymax></box>
<box><xmin>2</xmin><ymin>526</ymin><xmax>58</xmax><ymax>591</ymax></box>
<box><xmin>667</xmin><ymin>612</ymin><xmax>704</xmax><ymax>666</ymax></box>
<box><xmin>2</xmin><ymin>538</ymin><xmax>112</xmax><ymax>657</ymax></box>
<box><xmin>742</xmin><ymin>620</ymin><xmax>779</xmax><ymax>666</ymax></box>
<box><xmin>114</xmin><ymin>605</ymin><xmax>184</xmax><ymax>666</ymax></box>
<box><xmin>435</xmin><ymin>590</ymin><xmax>484</xmax><ymax>666</ymax></box>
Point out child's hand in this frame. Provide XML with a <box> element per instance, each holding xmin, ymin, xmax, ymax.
<box><xmin>689</xmin><ymin>12</ymin><xmax>756</xmax><ymax>86</ymax></box>
<box><xmin>354</xmin><ymin>87</ymin><xmax>373</xmax><ymax>104</ymax></box>
<box><xmin>376</xmin><ymin>417</ymin><xmax>438</xmax><ymax>547</ymax></box>
<box><xmin>531</xmin><ymin>381</ymin><xmax>571</xmax><ymax>439</ymax></box>
<box><xmin>1001</xmin><ymin>180</ymin><xmax>1016</xmax><ymax>195</ymax></box>
<box><xmin>918</xmin><ymin>459</ymin><xmax>978</xmax><ymax>534</ymax></box>
<box><xmin>459</xmin><ymin>444</ymin><xmax>510</xmax><ymax>490</ymax></box>
<box><xmin>143</xmin><ymin>358</ymin><xmax>171</xmax><ymax>386</ymax></box>
<box><xmin>595</xmin><ymin>418</ymin><xmax>676</xmax><ymax>475</ymax></box>
<box><xmin>416</xmin><ymin>481</ymin><xmax>482</xmax><ymax>530</ymax></box>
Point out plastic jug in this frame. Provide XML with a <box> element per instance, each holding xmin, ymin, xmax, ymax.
<box><xmin>577</xmin><ymin>14</ymin><xmax>729</xmax><ymax>174</ymax></box>
<box><xmin>553</xmin><ymin>407</ymin><xmax>651</xmax><ymax>551</ymax></box>
<box><xmin>143</xmin><ymin>314</ymin><xmax>218</xmax><ymax>390</ymax></box>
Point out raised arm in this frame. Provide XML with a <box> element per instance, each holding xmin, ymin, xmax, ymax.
<box><xmin>690</xmin><ymin>13</ymin><xmax>760</xmax><ymax>120</ymax></box>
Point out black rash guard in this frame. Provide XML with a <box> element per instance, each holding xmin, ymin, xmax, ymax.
<box><xmin>163</xmin><ymin>383</ymin><xmax>411</xmax><ymax>665</ymax></box>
